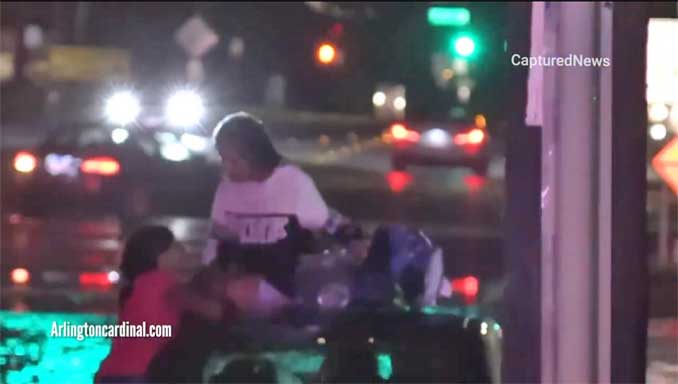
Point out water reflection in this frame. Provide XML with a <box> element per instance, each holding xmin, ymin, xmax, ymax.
<box><xmin>464</xmin><ymin>175</ymin><xmax>487</xmax><ymax>193</ymax></box>
<box><xmin>386</xmin><ymin>171</ymin><xmax>413</xmax><ymax>194</ymax></box>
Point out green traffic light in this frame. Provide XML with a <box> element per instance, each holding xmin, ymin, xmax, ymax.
<box><xmin>455</xmin><ymin>37</ymin><xmax>475</xmax><ymax>57</ymax></box>
<box><xmin>450</xmin><ymin>33</ymin><xmax>478</xmax><ymax>58</ymax></box>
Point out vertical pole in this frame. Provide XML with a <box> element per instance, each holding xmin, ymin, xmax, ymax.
<box><xmin>597</xmin><ymin>3</ymin><xmax>614</xmax><ymax>381</ymax></box>
<box><xmin>610</xmin><ymin>4</ymin><xmax>649</xmax><ymax>382</ymax></box>
<box><xmin>556</xmin><ymin>3</ymin><xmax>597</xmax><ymax>380</ymax></box>
<box><xmin>658</xmin><ymin>185</ymin><xmax>670</xmax><ymax>266</ymax></box>
<box><xmin>501</xmin><ymin>2</ymin><xmax>541</xmax><ymax>383</ymax></box>
<box><xmin>537</xmin><ymin>3</ymin><xmax>648</xmax><ymax>382</ymax></box>
<box><xmin>74</xmin><ymin>2</ymin><xmax>90</xmax><ymax>44</ymax></box>
<box><xmin>540</xmin><ymin>2</ymin><xmax>615</xmax><ymax>382</ymax></box>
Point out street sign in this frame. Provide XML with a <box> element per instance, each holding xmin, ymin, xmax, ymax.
<box><xmin>175</xmin><ymin>16</ymin><xmax>219</xmax><ymax>58</ymax></box>
<box><xmin>427</xmin><ymin>7</ymin><xmax>471</xmax><ymax>27</ymax></box>
<box><xmin>652</xmin><ymin>137</ymin><xmax>678</xmax><ymax>194</ymax></box>
<box><xmin>45</xmin><ymin>45</ymin><xmax>130</xmax><ymax>82</ymax></box>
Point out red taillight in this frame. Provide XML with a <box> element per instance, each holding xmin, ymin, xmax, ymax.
<box><xmin>386</xmin><ymin>171</ymin><xmax>413</xmax><ymax>193</ymax></box>
<box><xmin>451</xmin><ymin>276</ymin><xmax>479</xmax><ymax>298</ymax></box>
<box><xmin>11</xmin><ymin>268</ymin><xmax>31</xmax><ymax>284</ymax></box>
<box><xmin>79</xmin><ymin>272</ymin><xmax>114</xmax><ymax>287</ymax></box>
<box><xmin>454</xmin><ymin>128</ymin><xmax>486</xmax><ymax>146</ymax></box>
<box><xmin>391</xmin><ymin>124</ymin><xmax>408</xmax><ymax>140</ymax></box>
<box><xmin>13</xmin><ymin>152</ymin><xmax>37</xmax><ymax>173</ymax></box>
<box><xmin>80</xmin><ymin>157</ymin><xmax>120</xmax><ymax>176</ymax></box>
<box><xmin>390</xmin><ymin>124</ymin><xmax>420</xmax><ymax>143</ymax></box>
<box><xmin>467</xmin><ymin>129</ymin><xmax>485</xmax><ymax>145</ymax></box>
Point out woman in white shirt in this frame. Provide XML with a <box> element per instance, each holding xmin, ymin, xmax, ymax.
<box><xmin>203</xmin><ymin>112</ymin><xmax>330</xmax><ymax>298</ymax></box>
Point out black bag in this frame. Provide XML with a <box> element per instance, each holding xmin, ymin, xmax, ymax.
<box><xmin>216</xmin><ymin>215</ymin><xmax>313</xmax><ymax>297</ymax></box>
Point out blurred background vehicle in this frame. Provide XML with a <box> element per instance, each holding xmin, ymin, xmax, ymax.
<box><xmin>382</xmin><ymin>116</ymin><xmax>491</xmax><ymax>175</ymax></box>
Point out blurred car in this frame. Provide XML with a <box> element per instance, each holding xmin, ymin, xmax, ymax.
<box><xmin>382</xmin><ymin>119</ymin><xmax>491</xmax><ymax>175</ymax></box>
<box><xmin>151</xmin><ymin>224</ymin><xmax>500</xmax><ymax>383</ymax></box>
<box><xmin>5</xmin><ymin>123</ymin><xmax>221</xmax><ymax>221</ymax></box>
<box><xmin>198</xmin><ymin>309</ymin><xmax>500</xmax><ymax>383</ymax></box>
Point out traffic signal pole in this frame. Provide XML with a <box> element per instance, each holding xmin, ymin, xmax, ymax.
<box><xmin>503</xmin><ymin>2</ymin><xmax>649</xmax><ymax>382</ymax></box>
<box><xmin>540</xmin><ymin>3</ymin><xmax>608</xmax><ymax>381</ymax></box>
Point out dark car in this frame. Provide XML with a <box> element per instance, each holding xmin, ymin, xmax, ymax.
<box><xmin>383</xmin><ymin>119</ymin><xmax>491</xmax><ymax>175</ymax></box>
<box><xmin>5</xmin><ymin>123</ymin><xmax>221</xmax><ymax>221</ymax></box>
<box><xmin>191</xmin><ymin>307</ymin><xmax>501</xmax><ymax>383</ymax></box>
<box><xmin>148</xmin><ymin>224</ymin><xmax>500</xmax><ymax>383</ymax></box>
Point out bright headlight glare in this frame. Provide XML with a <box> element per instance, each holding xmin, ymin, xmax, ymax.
<box><xmin>160</xmin><ymin>142</ymin><xmax>190</xmax><ymax>162</ymax></box>
<box><xmin>105</xmin><ymin>91</ymin><xmax>141</xmax><ymax>126</ymax></box>
<box><xmin>393</xmin><ymin>96</ymin><xmax>407</xmax><ymax>111</ymax></box>
<box><xmin>111</xmin><ymin>128</ymin><xmax>129</xmax><ymax>144</ymax></box>
<box><xmin>165</xmin><ymin>90</ymin><xmax>205</xmax><ymax>128</ymax></box>
<box><xmin>180</xmin><ymin>133</ymin><xmax>209</xmax><ymax>152</ymax></box>
<box><xmin>372</xmin><ymin>92</ymin><xmax>386</xmax><ymax>107</ymax></box>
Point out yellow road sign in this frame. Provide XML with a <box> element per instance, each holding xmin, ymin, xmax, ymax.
<box><xmin>652</xmin><ymin>137</ymin><xmax>678</xmax><ymax>195</ymax></box>
<box><xmin>47</xmin><ymin>45</ymin><xmax>130</xmax><ymax>82</ymax></box>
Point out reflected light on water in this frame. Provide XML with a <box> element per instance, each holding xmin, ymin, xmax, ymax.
<box><xmin>386</xmin><ymin>171</ymin><xmax>413</xmax><ymax>193</ymax></box>
<box><xmin>464</xmin><ymin>174</ymin><xmax>486</xmax><ymax>193</ymax></box>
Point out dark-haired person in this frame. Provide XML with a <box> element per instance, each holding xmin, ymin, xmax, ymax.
<box><xmin>95</xmin><ymin>226</ymin><xmax>226</xmax><ymax>383</ymax></box>
<box><xmin>202</xmin><ymin>112</ymin><xmax>330</xmax><ymax>299</ymax></box>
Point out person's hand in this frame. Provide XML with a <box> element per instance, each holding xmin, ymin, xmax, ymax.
<box><xmin>210</xmin><ymin>222</ymin><xmax>239</xmax><ymax>241</ymax></box>
<box><xmin>203</xmin><ymin>301</ymin><xmax>224</xmax><ymax>322</ymax></box>
<box><xmin>225</xmin><ymin>275</ymin><xmax>290</xmax><ymax>318</ymax></box>
<box><xmin>348</xmin><ymin>238</ymin><xmax>371</xmax><ymax>264</ymax></box>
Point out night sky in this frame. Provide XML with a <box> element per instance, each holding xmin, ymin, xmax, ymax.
<box><xmin>1</xmin><ymin>2</ymin><xmax>509</xmax><ymax>120</ymax></box>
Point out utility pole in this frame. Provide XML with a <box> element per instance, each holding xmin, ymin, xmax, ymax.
<box><xmin>74</xmin><ymin>2</ymin><xmax>90</xmax><ymax>44</ymax></box>
<box><xmin>537</xmin><ymin>2</ymin><xmax>649</xmax><ymax>382</ymax></box>
<box><xmin>505</xmin><ymin>2</ymin><xmax>650</xmax><ymax>382</ymax></box>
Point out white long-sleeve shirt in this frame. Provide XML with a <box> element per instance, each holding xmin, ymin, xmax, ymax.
<box><xmin>202</xmin><ymin>164</ymin><xmax>329</xmax><ymax>264</ymax></box>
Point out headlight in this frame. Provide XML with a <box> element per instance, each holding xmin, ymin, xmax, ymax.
<box><xmin>180</xmin><ymin>133</ymin><xmax>209</xmax><ymax>152</ymax></box>
<box><xmin>165</xmin><ymin>90</ymin><xmax>205</xmax><ymax>128</ymax></box>
<box><xmin>104</xmin><ymin>91</ymin><xmax>141</xmax><ymax>126</ymax></box>
<box><xmin>111</xmin><ymin>128</ymin><xmax>130</xmax><ymax>144</ymax></box>
<box><xmin>372</xmin><ymin>91</ymin><xmax>386</xmax><ymax>107</ymax></box>
<box><xmin>393</xmin><ymin>96</ymin><xmax>407</xmax><ymax>111</ymax></box>
<box><xmin>160</xmin><ymin>142</ymin><xmax>190</xmax><ymax>162</ymax></box>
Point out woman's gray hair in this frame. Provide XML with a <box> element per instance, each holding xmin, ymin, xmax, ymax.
<box><xmin>212</xmin><ymin>112</ymin><xmax>282</xmax><ymax>173</ymax></box>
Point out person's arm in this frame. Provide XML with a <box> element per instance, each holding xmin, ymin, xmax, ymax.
<box><xmin>203</xmin><ymin>181</ymin><xmax>232</xmax><ymax>265</ymax></box>
<box><xmin>209</xmin><ymin>221</ymin><xmax>239</xmax><ymax>241</ymax></box>
<box><xmin>294</xmin><ymin>170</ymin><xmax>330</xmax><ymax>230</ymax></box>
<box><xmin>165</xmin><ymin>267</ymin><xmax>236</xmax><ymax>322</ymax></box>
<box><xmin>167</xmin><ymin>284</ymin><xmax>224</xmax><ymax>322</ymax></box>
<box><xmin>324</xmin><ymin>208</ymin><xmax>352</xmax><ymax>234</ymax></box>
